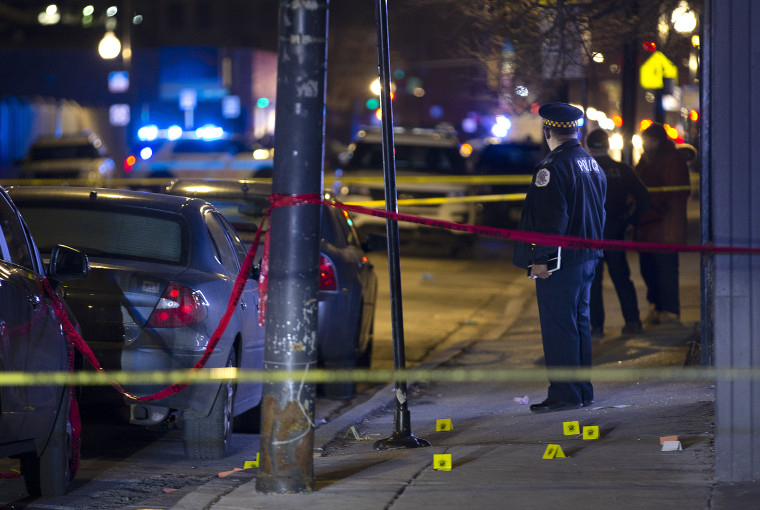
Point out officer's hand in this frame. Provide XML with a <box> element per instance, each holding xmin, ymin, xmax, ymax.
<box><xmin>530</xmin><ymin>264</ymin><xmax>551</xmax><ymax>279</ymax></box>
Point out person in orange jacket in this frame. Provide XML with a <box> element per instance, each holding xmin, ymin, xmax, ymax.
<box><xmin>634</xmin><ymin>122</ymin><xmax>691</xmax><ymax>325</ymax></box>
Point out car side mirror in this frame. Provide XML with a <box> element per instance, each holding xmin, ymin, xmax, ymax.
<box><xmin>48</xmin><ymin>245</ymin><xmax>89</xmax><ymax>281</ymax></box>
<box><xmin>362</xmin><ymin>233</ymin><xmax>387</xmax><ymax>253</ymax></box>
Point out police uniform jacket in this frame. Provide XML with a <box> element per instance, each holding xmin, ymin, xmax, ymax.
<box><xmin>513</xmin><ymin>139</ymin><xmax>606</xmax><ymax>269</ymax></box>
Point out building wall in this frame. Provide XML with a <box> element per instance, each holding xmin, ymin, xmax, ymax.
<box><xmin>710</xmin><ymin>0</ymin><xmax>760</xmax><ymax>482</ymax></box>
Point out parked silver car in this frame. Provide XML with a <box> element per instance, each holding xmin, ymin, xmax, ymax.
<box><xmin>0</xmin><ymin>185</ymin><xmax>89</xmax><ymax>496</ymax></box>
<box><xmin>20</xmin><ymin>131</ymin><xmax>117</xmax><ymax>185</ymax></box>
<box><xmin>9</xmin><ymin>186</ymin><xmax>265</xmax><ymax>460</ymax></box>
<box><xmin>164</xmin><ymin>178</ymin><xmax>379</xmax><ymax>399</ymax></box>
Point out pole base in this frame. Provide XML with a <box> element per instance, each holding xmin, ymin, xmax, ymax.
<box><xmin>373</xmin><ymin>432</ymin><xmax>431</xmax><ymax>451</ymax></box>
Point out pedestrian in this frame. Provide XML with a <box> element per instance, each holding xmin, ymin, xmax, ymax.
<box><xmin>585</xmin><ymin>128</ymin><xmax>650</xmax><ymax>337</ymax></box>
<box><xmin>634</xmin><ymin>122</ymin><xmax>690</xmax><ymax>325</ymax></box>
<box><xmin>513</xmin><ymin>103</ymin><xmax>606</xmax><ymax>413</ymax></box>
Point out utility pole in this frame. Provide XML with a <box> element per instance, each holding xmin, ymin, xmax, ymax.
<box><xmin>256</xmin><ymin>0</ymin><xmax>329</xmax><ymax>494</ymax></box>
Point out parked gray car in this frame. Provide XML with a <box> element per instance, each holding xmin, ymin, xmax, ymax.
<box><xmin>0</xmin><ymin>185</ymin><xmax>89</xmax><ymax>496</ymax></box>
<box><xmin>9</xmin><ymin>186</ymin><xmax>265</xmax><ymax>460</ymax></box>
<box><xmin>164</xmin><ymin>178</ymin><xmax>378</xmax><ymax>399</ymax></box>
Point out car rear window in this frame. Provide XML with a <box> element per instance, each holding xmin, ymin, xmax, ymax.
<box><xmin>19</xmin><ymin>207</ymin><xmax>185</xmax><ymax>265</ymax></box>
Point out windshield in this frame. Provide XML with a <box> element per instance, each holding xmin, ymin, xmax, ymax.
<box><xmin>19</xmin><ymin>206</ymin><xmax>185</xmax><ymax>265</ymax></box>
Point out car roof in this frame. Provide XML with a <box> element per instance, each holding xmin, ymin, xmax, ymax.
<box><xmin>7</xmin><ymin>186</ymin><xmax>205</xmax><ymax>213</ymax></box>
<box><xmin>166</xmin><ymin>178</ymin><xmax>273</xmax><ymax>199</ymax></box>
<box><xmin>355</xmin><ymin>127</ymin><xmax>460</xmax><ymax>147</ymax></box>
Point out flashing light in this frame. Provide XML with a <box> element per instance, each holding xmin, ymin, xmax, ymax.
<box><xmin>166</xmin><ymin>125</ymin><xmax>183</xmax><ymax>141</ymax></box>
<box><xmin>643</xmin><ymin>41</ymin><xmax>657</xmax><ymax>52</ymax></box>
<box><xmin>490</xmin><ymin>115</ymin><xmax>512</xmax><ymax>138</ymax></box>
<box><xmin>640</xmin><ymin>119</ymin><xmax>653</xmax><ymax>132</ymax></box>
<box><xmin>139</xmin><ymin>147</ymin><xmax>153</xmax><ymax>160</ymax></box>
<box><xmin>137</xmin><ymin>124</ymin><xmax>159</xmax><ymax>141</ymax></box>
<box><xmin>689</xmin><ymin>109</ymin><xmax>699</xmax><ymax>122</ymax></box>
<box><xmin>195</xmin><ymin>124</ymin><xmax>224</xmax><ymax>141</ymax></box>
<box><xmin>124</xmin><ymin>154</ymin><xmax>136</xmax><ymax>172</ymax></box>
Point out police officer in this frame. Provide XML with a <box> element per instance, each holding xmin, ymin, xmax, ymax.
<box><xmin>513</xmin><ymin>103</ymin><xmax>606</xmax><ymax>413</ymax></box>
<box><xmin>586</xmin><ymin>128</ymin><xmax>650</xmax><ymax>337</ymax></box>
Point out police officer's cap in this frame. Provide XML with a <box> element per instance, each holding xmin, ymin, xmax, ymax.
<box><xmin>586</xmin><ymin>128</ymin><xmax>609</xmax><ymax>150</ymax></box>
<box><xmin>539</xmin><ymin>102</ymin><xmax>584</xmax><ymax>129</ymax></box>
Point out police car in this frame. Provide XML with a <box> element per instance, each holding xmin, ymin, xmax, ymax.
<box><xmin>332</xmin><ymin>126</ymin><xmax>482</xmax><ymax>248</ymax></box>
<box><xmin>124</xmin><ymin>124</ymin><xmax>273</xmax><ymax>181</ymax></box>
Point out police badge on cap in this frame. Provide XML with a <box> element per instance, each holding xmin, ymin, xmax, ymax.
<box><xmin>539</xmin><ymin>102</ymin><xmax>584</xmax><ymax>129</ymax></box>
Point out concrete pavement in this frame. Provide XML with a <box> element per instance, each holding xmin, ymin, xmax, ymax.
<box><xmin>170</xmin><ymin>243</ymin><xmax>760</xmax><ymax>510</ymax></box>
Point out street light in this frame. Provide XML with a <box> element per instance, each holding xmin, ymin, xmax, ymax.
<box><xmin>98</xmin><ymin>31</ymin><xmax>121</xmax><ymax>59</ymax></box>
<box><xmin>672</xmin><ymin>2</ymin><xmax>697</xmax><ymax>34</ymax></box>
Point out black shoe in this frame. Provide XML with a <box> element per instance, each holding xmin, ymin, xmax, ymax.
<box><xmin>529</xmin><ymin>399</ymin><xmax>582</xmax><ymax>414</ymax></box>
<box><xmin>582</xmin><ymin>399</ymin><xmax>595</xmax><ymax>407</ymax></box>
<box><xmin>621</xmin><ymin>321</ymin><xmax>642</xmax><ymax>334</ymax></box>
<box><xmin>591</xmin><ymin>326</ymin><xmax>604</xmax><ymax>338</ymax></box>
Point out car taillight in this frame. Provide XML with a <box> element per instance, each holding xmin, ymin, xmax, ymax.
<box><xmin>146</xmin><ymin>282</ymin><xmax>207</xmax><ymax>328</ymax></box>
<box><xmin>319</xmin><ymin>254</ymin><xmax>337</xmax><ymax>291</ymax></box>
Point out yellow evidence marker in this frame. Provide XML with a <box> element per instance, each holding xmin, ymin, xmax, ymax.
<box><xmin>542</xmin><ymin>444</ymin><xmax>566</xmax><ymax>459</ymax></box>
<box><xmin>563</xmin><ymin>421</ymin><xmax>580</xmax><ymax>435</ymax></box>
<box><xmin>244</xmin><ymin>453</ymin><xmax>260</xmax><ymax>468</ymax></box>
<box><xmin>436</xmin><ymin>419</ymin><xmax>453</xmax><ymax>431</ymax></box>
<box><xmin>433</xmin><ymin>454</ymin><xmax>452</xmax><ymax>471</ymax></box>
<box><xmin>583</xmin><ymin>426</ymin><xmax>600</xmax><ymax>440</ymax></box>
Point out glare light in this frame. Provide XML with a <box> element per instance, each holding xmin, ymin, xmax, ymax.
<box><xmin>640</xmin><ymin>119</ymin><xmax>653</xmax><ymax>132</ymax></box>
<box><xmin>370</xmin><ymin>79</ymin><xmax>382</xmax><ymax>96</ymax></box>
<box><xmin>592</xmin><ymin>52</ymin><xmax>604</xmax><ymax>63</ymax></box>
<box><xmin>107</xmin><ymin>6</ymin><xmax>118</xmax><ymax>17</ymax></box>
<box><xmin>166</xmin><ymin>125</ymin><xmax>183</xmax><ymax>141</ymax></box>
<box><xmin>38</xmin><ymin>5</ymin><xmax>61</xmax><ymax>25</ymax></box>
<box><xmin>459</xmin><ymin>143</ymin><xmax>473</xmax><ymax>157</ymax></box>
<box><xmin>586</xmin><ymin>107</ymin><xmax>599</xmax><ymax>121</ymax></box>
<box><xmin>490</xmin><ymin>115</ymin><xmax>512</xmax><ymax>138</ymax></box>
<box><xmin>83</xmin><ymin>5</ymin><xmax>94</xmax><ymax>16</ymax></box>
<box><xmin>609</xmin><ymin>133</ymin><xmax>624</xmax><ymax>151</ymax></box>
<box><xmin>599</xmin><ymin>118</ymin><xmax>615</xmax><ymax>130</ymax></box>
<box><xmin>672</xmin><ymin>1</ymin><xmax>697</xmax><ymax>34</ymax></box>
<box><xmin>612</xmin><ymin>115</ymin><xmax>623</xmax><ymax>127</ymax></box>
<box><xmin>253</xmin><ymin>149</ymin><xmax>271</xmax><ymax>160</ymax></box>
<box><xmin>632</xmin><ymin>135</ymin><xmax>643</xmax><ymax>149</ymax></box>
<box><xmin>515</xmin><ymin>85</ymin><xmax>529</xmax><ymax>97</ymax></box>
<box><xmin>139</xmin><ymin>147</ymin><xmax>153</xmax><ymax>160</ymax></box>
<box><xmin>195</xmin><ymin>125</ymin><xmax>224</xmax><ymax>141</ymax></box>
<box><xmin>691</xmin><ymin>35</ymin><xmax>700</xmax><ymax>47</ymax></box>
<box><xmin>98</xmin><ymin>31</ymin><xmax>121</xmax><ymax>59</ymax></box>
<box><xmin>137</xmin><ymin>124</ymin><xmax>159</xmax><ymax>141</ymax></box>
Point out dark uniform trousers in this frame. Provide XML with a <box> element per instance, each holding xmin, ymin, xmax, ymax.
<box><xmin>590</xmin><ymin>222</ymin><xmax>641</xmax><ymax>328</ymax></box>
<box><xmin>639</xmin><ymin>252</ymin><xmax>680</xmax><ymax>315</ymax></box>
<box><xmin>536</xmin><ymin>259</ymin><xmax>596</xmax><ymax>405</ymax></box>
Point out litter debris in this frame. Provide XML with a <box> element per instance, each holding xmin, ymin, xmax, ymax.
<box><xmin>218</xmin><ymin>468</ymin><xmax>244</xmax><ymax>478</ymax></box>
<box><xmin>659</xmin><ymin>435</ymin><xmax>679</xmax><ymax>445</ymax></box>
<box><xmin>163</xmin><ymin>488</ymin><xmax>178</xmax><ymax>493</ymax></box>
<box><xmin>436</xmin><ymin>418</ymin><xmax>453</xmax><ymax>431</ymax></box>
<box><xmin>661</xmin><ymin>440</ymin><xmax>683</xmax><ymax>451</ymax></box>
<box><xmin>514</xmin><ymin>395</ymin><xmax>529</xmax><ymax>405</ymax></box>
<box><xmin>433</xmin><ymin>454</ymin><xmax>452</xmax><ymax>470</ymax></box>
<box><xmin>542</xmin><ymin>444</ymin><xmax>566</xmax><ymax>459</ymax></box>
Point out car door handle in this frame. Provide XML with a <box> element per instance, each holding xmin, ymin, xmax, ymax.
<box><xmin>28</xmin><ymin>294</ymin><xmax>41</xmax><ymax>310</ymax></box>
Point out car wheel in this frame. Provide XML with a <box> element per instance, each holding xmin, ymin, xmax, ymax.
<box><xmin>183</xmin><ymin>350</ymin><xmax>235</xmax><ymax>460</ymax></box>
<box><xmin>21</xmin><ymin>386</ymin><xmax>77</xmax><ymax>497</ymax></box>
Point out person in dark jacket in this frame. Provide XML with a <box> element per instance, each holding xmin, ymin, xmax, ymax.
<box><xmin>586</xmin><ymin>129</ymin><xmax>651</xmax><ymax>337</ymax></box>
<box><xmin>634</xmin><ymin>122</ymin><xmax>690</xmax><ymax>325</ymax></box>
<box><xmin>513</xmin><ymin>103</ymin><xmax>606</xmax><ymax>413</ymax></box>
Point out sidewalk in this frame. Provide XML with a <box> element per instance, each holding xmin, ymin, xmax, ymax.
<box><xmin>171</xmin><ymin>246</ymin><xmax>760</xmax><ymax>510</ymax></box>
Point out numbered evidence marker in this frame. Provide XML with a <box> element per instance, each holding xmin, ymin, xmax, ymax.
<box><xmin>583</xmin><ymin>426</ymin><xmax>600</xmax><ymax>440</ymax></box>
<box><xmin>563</xmin><ymin>421</ymin><xmax>580</xmax><ymax>435</ymax></box>
<box><xmin>244</xmin><ymin>453</ymin><xmax>260</xmax><ymax>468</ymax></box>
<box><xmin>542</xmin><ymin>444</ymin><xmax>566</xmax><ymax>459</ymax></box>
<box><xmin>434</xmin><ymin>454</ymin><xmax>452</xmax><ymax>471</ymax></box>
<box><xmin>436</xmin><ymin>419</ymin><xmax>453</xmax><ymax>431</ymax></box>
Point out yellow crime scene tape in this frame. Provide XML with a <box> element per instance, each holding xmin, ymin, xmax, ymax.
<box><xmin>0</xmin><ymin>366</ymin><xmax>756</xmax><ymax>388</ymax></box>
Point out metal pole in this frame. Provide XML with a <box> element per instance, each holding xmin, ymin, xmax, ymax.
<box><xmin>256</xmin><ymin>0</ymin><xmax>329</xmax><ymax>494</ymax></box>
<box><xmin>373</xmin><ymin>0</ymin><xmax>429</xmax><ymax>451</ymax></box>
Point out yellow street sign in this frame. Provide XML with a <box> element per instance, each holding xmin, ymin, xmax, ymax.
<box><xmin>640</xmin><ymin>51</ymin><xmax>679</xmax><ymax>90</ymax></box>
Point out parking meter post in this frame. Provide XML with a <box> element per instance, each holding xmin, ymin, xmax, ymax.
<box><xmin>255</xmin><ymin>0</ymin><xmax>328</xmax><ymax>495</ymax></box>
<box><xmin>372</xmin><ymin>0</ymin><xmax>430</xmax><ymax>452</ymax></box>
